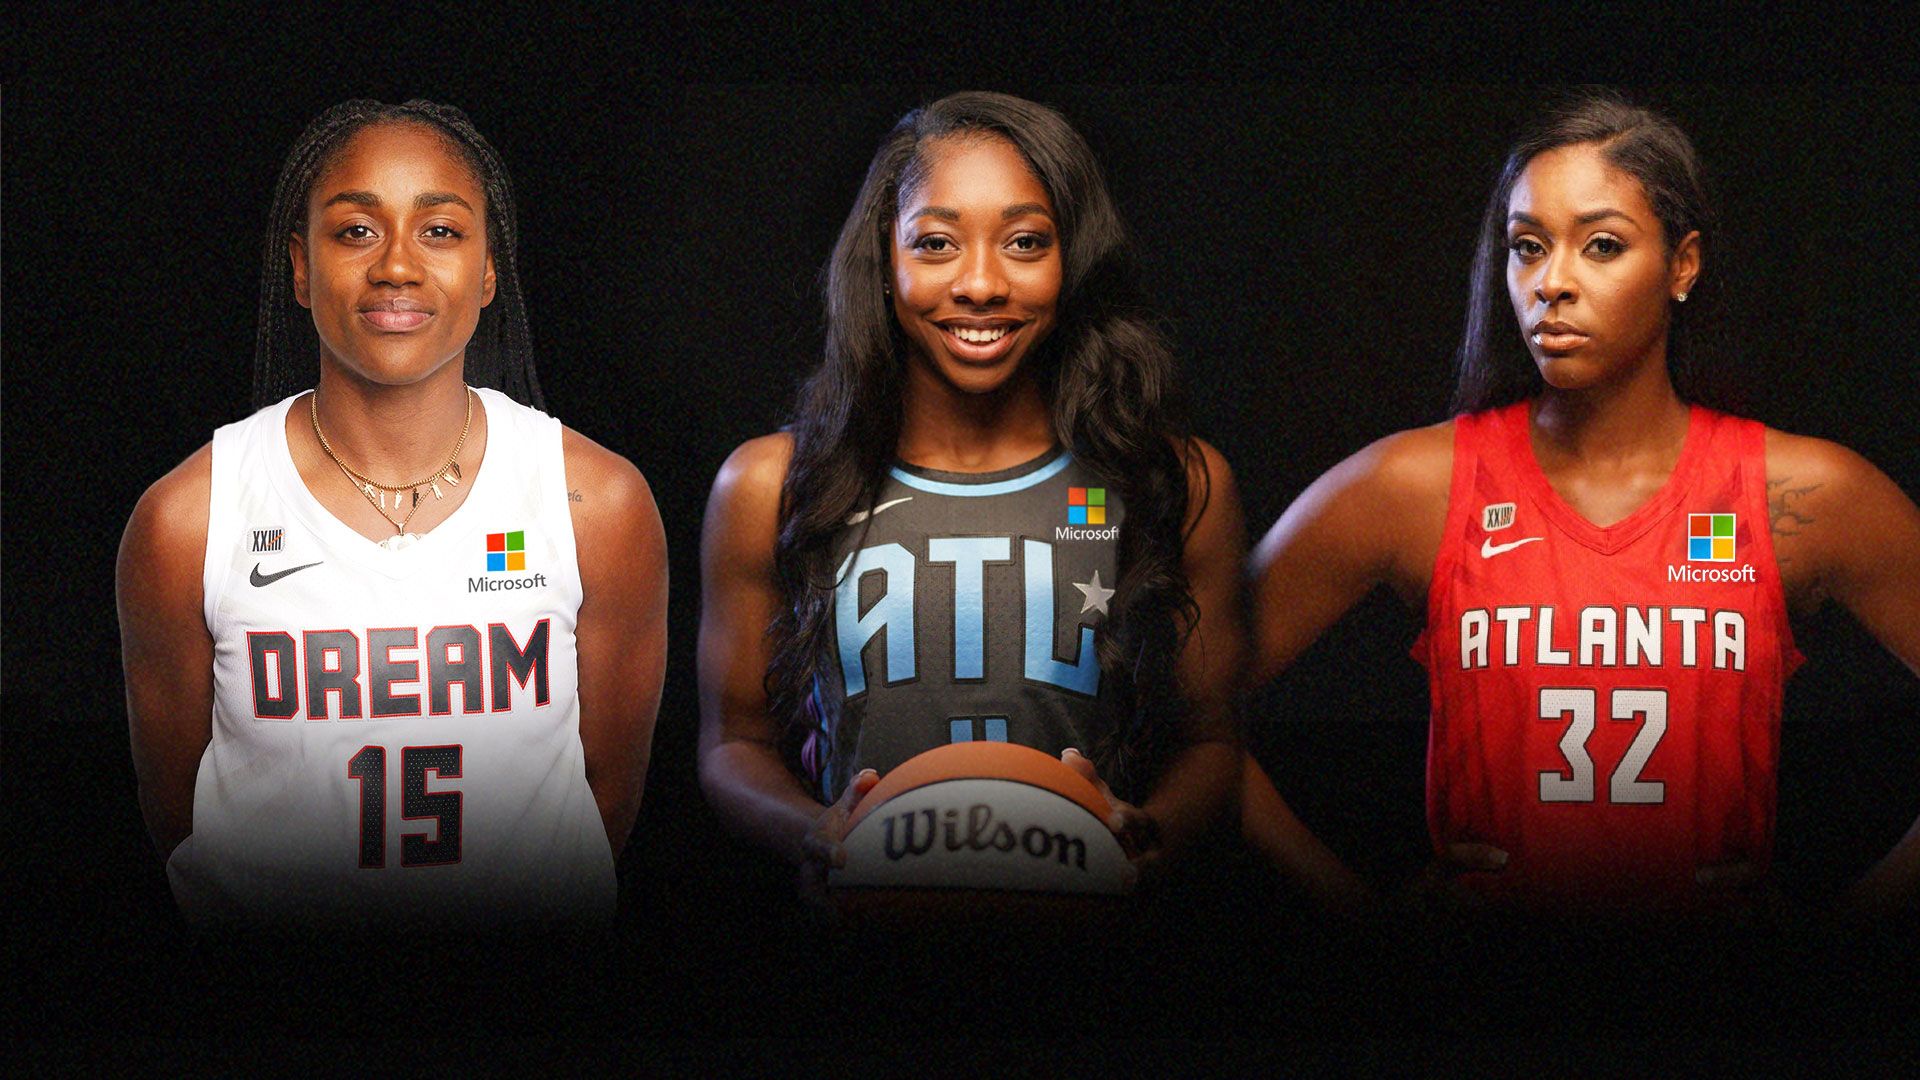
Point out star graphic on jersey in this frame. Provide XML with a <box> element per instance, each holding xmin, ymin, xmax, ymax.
<box><xmin>1073</xmin><ymin>570</ymin><xmax>1115</xmax><ymax>615</ymax></box>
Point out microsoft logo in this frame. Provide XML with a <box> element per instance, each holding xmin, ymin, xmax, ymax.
<box><xmin>1686</xmin><ymin>514</ymin><xmax>1735</xmax><ymax>562</ymax></box>
<box><xmin>486</xmin><ymin>531</ymin><xmax>527</xmax><ymax>572</ymax></box>
<box><xmin>1067</xmin><ymin>487</ymin><xmax>1106</xmax><ymax>525</ymax></box>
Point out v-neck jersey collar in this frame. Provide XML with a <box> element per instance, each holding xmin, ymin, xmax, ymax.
<box><xmin>1499</xmin><ymin>400</ymin><xmax>1711</xmax><ymax>556</ymax></box>
<box><xmin>263</xmin><ymin>389</ymin><xmax>502</xmax><ymax>580</ymax></box>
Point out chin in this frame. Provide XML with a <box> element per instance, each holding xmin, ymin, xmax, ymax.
<box><xmin>1533</xmin><ymin>354</ymin><xmax>1612</xmax><ymax>393</ymax></box>
<box><xmin>936</xmin><ymin>358</ymin><xmax>1023</xmax><ymax>396</ymax></box>
<box><xmin>333</xmin><ymin>346</ymin><xmax>461</xmax><ymax>389</ymax></box>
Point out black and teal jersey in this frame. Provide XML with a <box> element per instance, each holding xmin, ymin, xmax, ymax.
<box><xmin>806</xmin><ymin>447</ymin><xmax>1123</xmax><ymax>800</ymax></box>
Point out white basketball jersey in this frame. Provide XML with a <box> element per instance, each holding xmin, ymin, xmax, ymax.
<box><xmin>167</xmin><ymin>388</ymin><xmax>615</xmax><ymax>927</ymax></box>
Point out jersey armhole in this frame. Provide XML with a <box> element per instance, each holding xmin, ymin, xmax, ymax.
<box><xmin>1411</xmin><ymin>416</ymin><xmax>1475</xmax><ymax>668</ymax></box>
<box><xmin>201</xmin><ymin>422</ymin><xmax>241</xmax><ymax>634</ymax></box>
<box><xmin>542</xmin><ymin>408</ymin><xmax>586</xmax><ymax>612</ymax></box>
<box><xmin>1746</xmin><ymin>420</ymin><xmax>1806</xmax><ymax>678</ymax></box>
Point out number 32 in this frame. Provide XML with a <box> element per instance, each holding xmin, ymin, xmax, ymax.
<box><xmin>1537</xmin><ymin>688</ymin><xmax>1668</xmax><ymax>805</ymax></box>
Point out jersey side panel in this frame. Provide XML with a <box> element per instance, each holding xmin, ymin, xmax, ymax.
<box><xmin>1421</xmin><ymin>412</ymin><xmax>1503</xmax><ymax>862</ymax></box>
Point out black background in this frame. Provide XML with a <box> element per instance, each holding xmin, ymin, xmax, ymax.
<box><xmin>6</xmin><ymin>13</ymin><xmax>1918</xmax><ymax>1052</ymax></box>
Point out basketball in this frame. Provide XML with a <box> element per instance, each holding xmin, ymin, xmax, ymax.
<box><xmin>828</xmin><ymin>742</ymin><xmax>1133</xmax><ymax>902</ymax></box>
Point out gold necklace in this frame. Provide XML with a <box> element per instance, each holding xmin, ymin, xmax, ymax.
<box><xmin>310</xmin><ymin>388</ymin><xmax>473</xmax><ymax>540</ymax></box>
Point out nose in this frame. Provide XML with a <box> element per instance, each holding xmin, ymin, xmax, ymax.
<box><xmin>950</xmin><ymin>245</ymin><xmax>1009</xmax><ymax>308</ymax></box>
<box><xmin>1533</xmin><ymin>244</ymin><xmax>1577</xmax><ymax>306</ymax></box>
<box><xmin>369</xmin><ymin>230</ymin><xmax>423</xmax><ymax>288</ymax></box>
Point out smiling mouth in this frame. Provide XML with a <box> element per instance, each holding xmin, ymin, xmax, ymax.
<box><xmin>945</xmin><ymin>325</ymin><xmax>1010</xmax><ymax>345</ymax></box>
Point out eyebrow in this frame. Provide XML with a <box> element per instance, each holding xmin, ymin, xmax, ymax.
<box><xmin>321</xmin><ymin>190</ymin><xmax>477</xmax><ymax>212</ymax></box>
<box><xmin>1508</xmin><ymin>208</ymin><xmax>1634</xmax><ymax>228</ymax></box>
<box><xmin>415</xmin><ymin>191</ymin><xmax>475</xmax><ymax>211</ymax></box>
<box><xmin>909</xmin><ymin>202</ymin><xmax>1055</xmax><ymax>224</ymax></box>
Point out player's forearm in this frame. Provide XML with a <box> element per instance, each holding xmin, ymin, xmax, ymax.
<box><xmin>134</xmin><ymin>778</ymin><xmax>193</xmax><ymax>859</ymax></box>
<box><xmin>698</xmin><ymin>738</ymin><xmax>828</xmax><ymax>865</ymax></box>
<box><xmin>1240</xmin><ymin>754</ymin><xmax>1370</xmax><ymax>910</ymax></box>
<box><xmin>127</xmin><ymin>701</ymin><xmax>208</xmax><ymax>860</ymax></box>
<box><xmin>1141</xmin><ymin>737</ymin><xmax>1238</xmax><ymax>858</ymax></box>
<box><xmin>579</xmin><ymin>689</ymin><xmax>656</xmax><ymax>860</ymax></box>
<box><xmin>1843</xmin><ymin>811</ymin><xmax>1920</xmax><ymax>919</ymax></box>
<box><xmin>585</xmin><ymin>761</ymin><xmax>646</xmax><ymax>859</ymax></box>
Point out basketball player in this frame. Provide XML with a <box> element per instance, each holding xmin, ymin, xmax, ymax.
<box><xmin>697</xmin><ymin>93</ymin><xmax>1253</xmax><ymax>898</ymax></box>
<box><xmin>116</xmin><ymin>101</ymin><xmax>668</xmax><ymax>927</ymax></box>
<box><xmin>1241</xmin><ymin>93</ymin><xmax>1920</xmax><ymax>915</ymax></box>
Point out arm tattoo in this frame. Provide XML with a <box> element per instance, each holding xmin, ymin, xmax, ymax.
<box><xmin>1767</xmin><ymin>476</ymin><xmax>1821</xmax><ymax>563</ymax></box>
<box><xmin>568</xmin><ymin>489</ymin><xmax>583</xmax><ymax>503</ymax></box>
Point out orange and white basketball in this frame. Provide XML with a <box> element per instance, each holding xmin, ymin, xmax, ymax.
<box><xmin>828</xmin><ymin>741</ymin><xmax>1132</xmax><ymax>899</ymax></box>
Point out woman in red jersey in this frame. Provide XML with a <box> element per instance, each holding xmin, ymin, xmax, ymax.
<box><xmin>1241</xmin><ymin>93</ymin><xmax>1920</xmax><ymax>915</ymax></box>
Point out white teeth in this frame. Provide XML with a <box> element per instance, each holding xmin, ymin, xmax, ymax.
<box><xmin>949</xmin><ymin>326</ymin><xmax>1008</xmax><ymax>344</ymax></box>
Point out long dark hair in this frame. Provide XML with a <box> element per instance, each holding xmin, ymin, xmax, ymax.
<box><xmin>1452</xmin><ymin>90</ymin><xmax>1730</xmax><ymax>415</ymax></box>
<box><xmin>252</xmin><ymin>99</ymin><xmax>544</xmax><ymax>410</ymax></box>
<box><xmin>767</xmin><ymin>91</ymin><xmax>1205</xmax><ymax>799</ymax></box>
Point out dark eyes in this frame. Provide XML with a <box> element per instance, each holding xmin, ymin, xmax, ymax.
<box><xmin>1507</xmin><ymin>235</ymin><xmax>1627</xmax><ymax>259</ymax></box>
<box><xmin>909</xmin><ymin>233</ymin><xmax>1053</xmax><ymax>254</ymax></box>
<box><xmin>334</xmin><ymin>224</ymin><xmax>464</xmax><ymax>241</ymax></box>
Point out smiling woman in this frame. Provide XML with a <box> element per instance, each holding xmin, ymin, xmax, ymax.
<box><xmin>115</xmin><ymin>100</ymin><xmax>668</xmax><ymax>929</ymax></box>
<box><xmin>887</xmin><ymin>134</ymin><xmax>1061</xmax><ymax>398</ymax></box>
<box><xmin>697</xmin><ymin>92</ymin><xmax>1259</xmax><ymax>904</ymax></box>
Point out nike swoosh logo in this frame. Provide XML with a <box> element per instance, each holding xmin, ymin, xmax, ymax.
<box><xmin>846</xmin><ymin>497</ymin><xmax>913</xmax><ymax>525</ymax></box>
<box><xmin>1480</xmin><ymin>536</ymin><xmax>1544</xmax><ymax>558</ymax></box>
<box><xmin>250</xmin><ymin>561</ymin><xmax>324</xmax><ymax>586</ymax></box>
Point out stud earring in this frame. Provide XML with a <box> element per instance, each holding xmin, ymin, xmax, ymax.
<box><xmin>1675</xmin><ymin>292</ymin><xmax>1689</xmax><ymax>303</ymax></box>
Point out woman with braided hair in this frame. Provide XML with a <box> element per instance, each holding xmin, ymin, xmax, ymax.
<box><xmin>117</xmin><ymin>100</ymin><xmax>667</xmax><ymax>927</ymax></box>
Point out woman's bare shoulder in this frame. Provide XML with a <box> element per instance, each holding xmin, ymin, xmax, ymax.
<box><xmin>1312</xmin><ymin>418</ymin><xmax>1456</xmax><ymax>513</ymax></box>
<box><xmin>713</xmin><ymin>432</ymin><xmax>795</xmax><ymax>505</ymax></box>
<box><xmin>123</xmin><ymin>443</ymin><xmax>215</xmax><ymax>566</ymax></box>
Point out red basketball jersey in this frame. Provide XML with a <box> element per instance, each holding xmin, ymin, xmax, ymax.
<box><xmin>1414</xmin><ymin>402</ymin><xmax>1801</xmax><ymax>912</ymax></box>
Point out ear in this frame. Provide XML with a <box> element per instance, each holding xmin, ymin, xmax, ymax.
<box><xmin>1669</xmin><ymin>229</ymin><xmax>1702</xmax><ymax>301</ymax></box>
<box><xmin>480</xmin><ymin>249</ymin><xmax>497</xmax><ymax>309</ymax></box>
<box><xmin>288</xmin><ymin>230</ymin><xmax>312</xmax><ymax>309</ymax></box>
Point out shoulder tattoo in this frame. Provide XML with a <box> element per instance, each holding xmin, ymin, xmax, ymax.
<box><xmin>1767</xmin><ymin>475</ymin><xmax>1821</xmax><ymax>562</ymax></box>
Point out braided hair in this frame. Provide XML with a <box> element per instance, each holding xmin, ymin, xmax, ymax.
<box><xmin>252</xmin><ymin>99</ymin><xmax>544</xmax><ymax>410</ymax></box>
